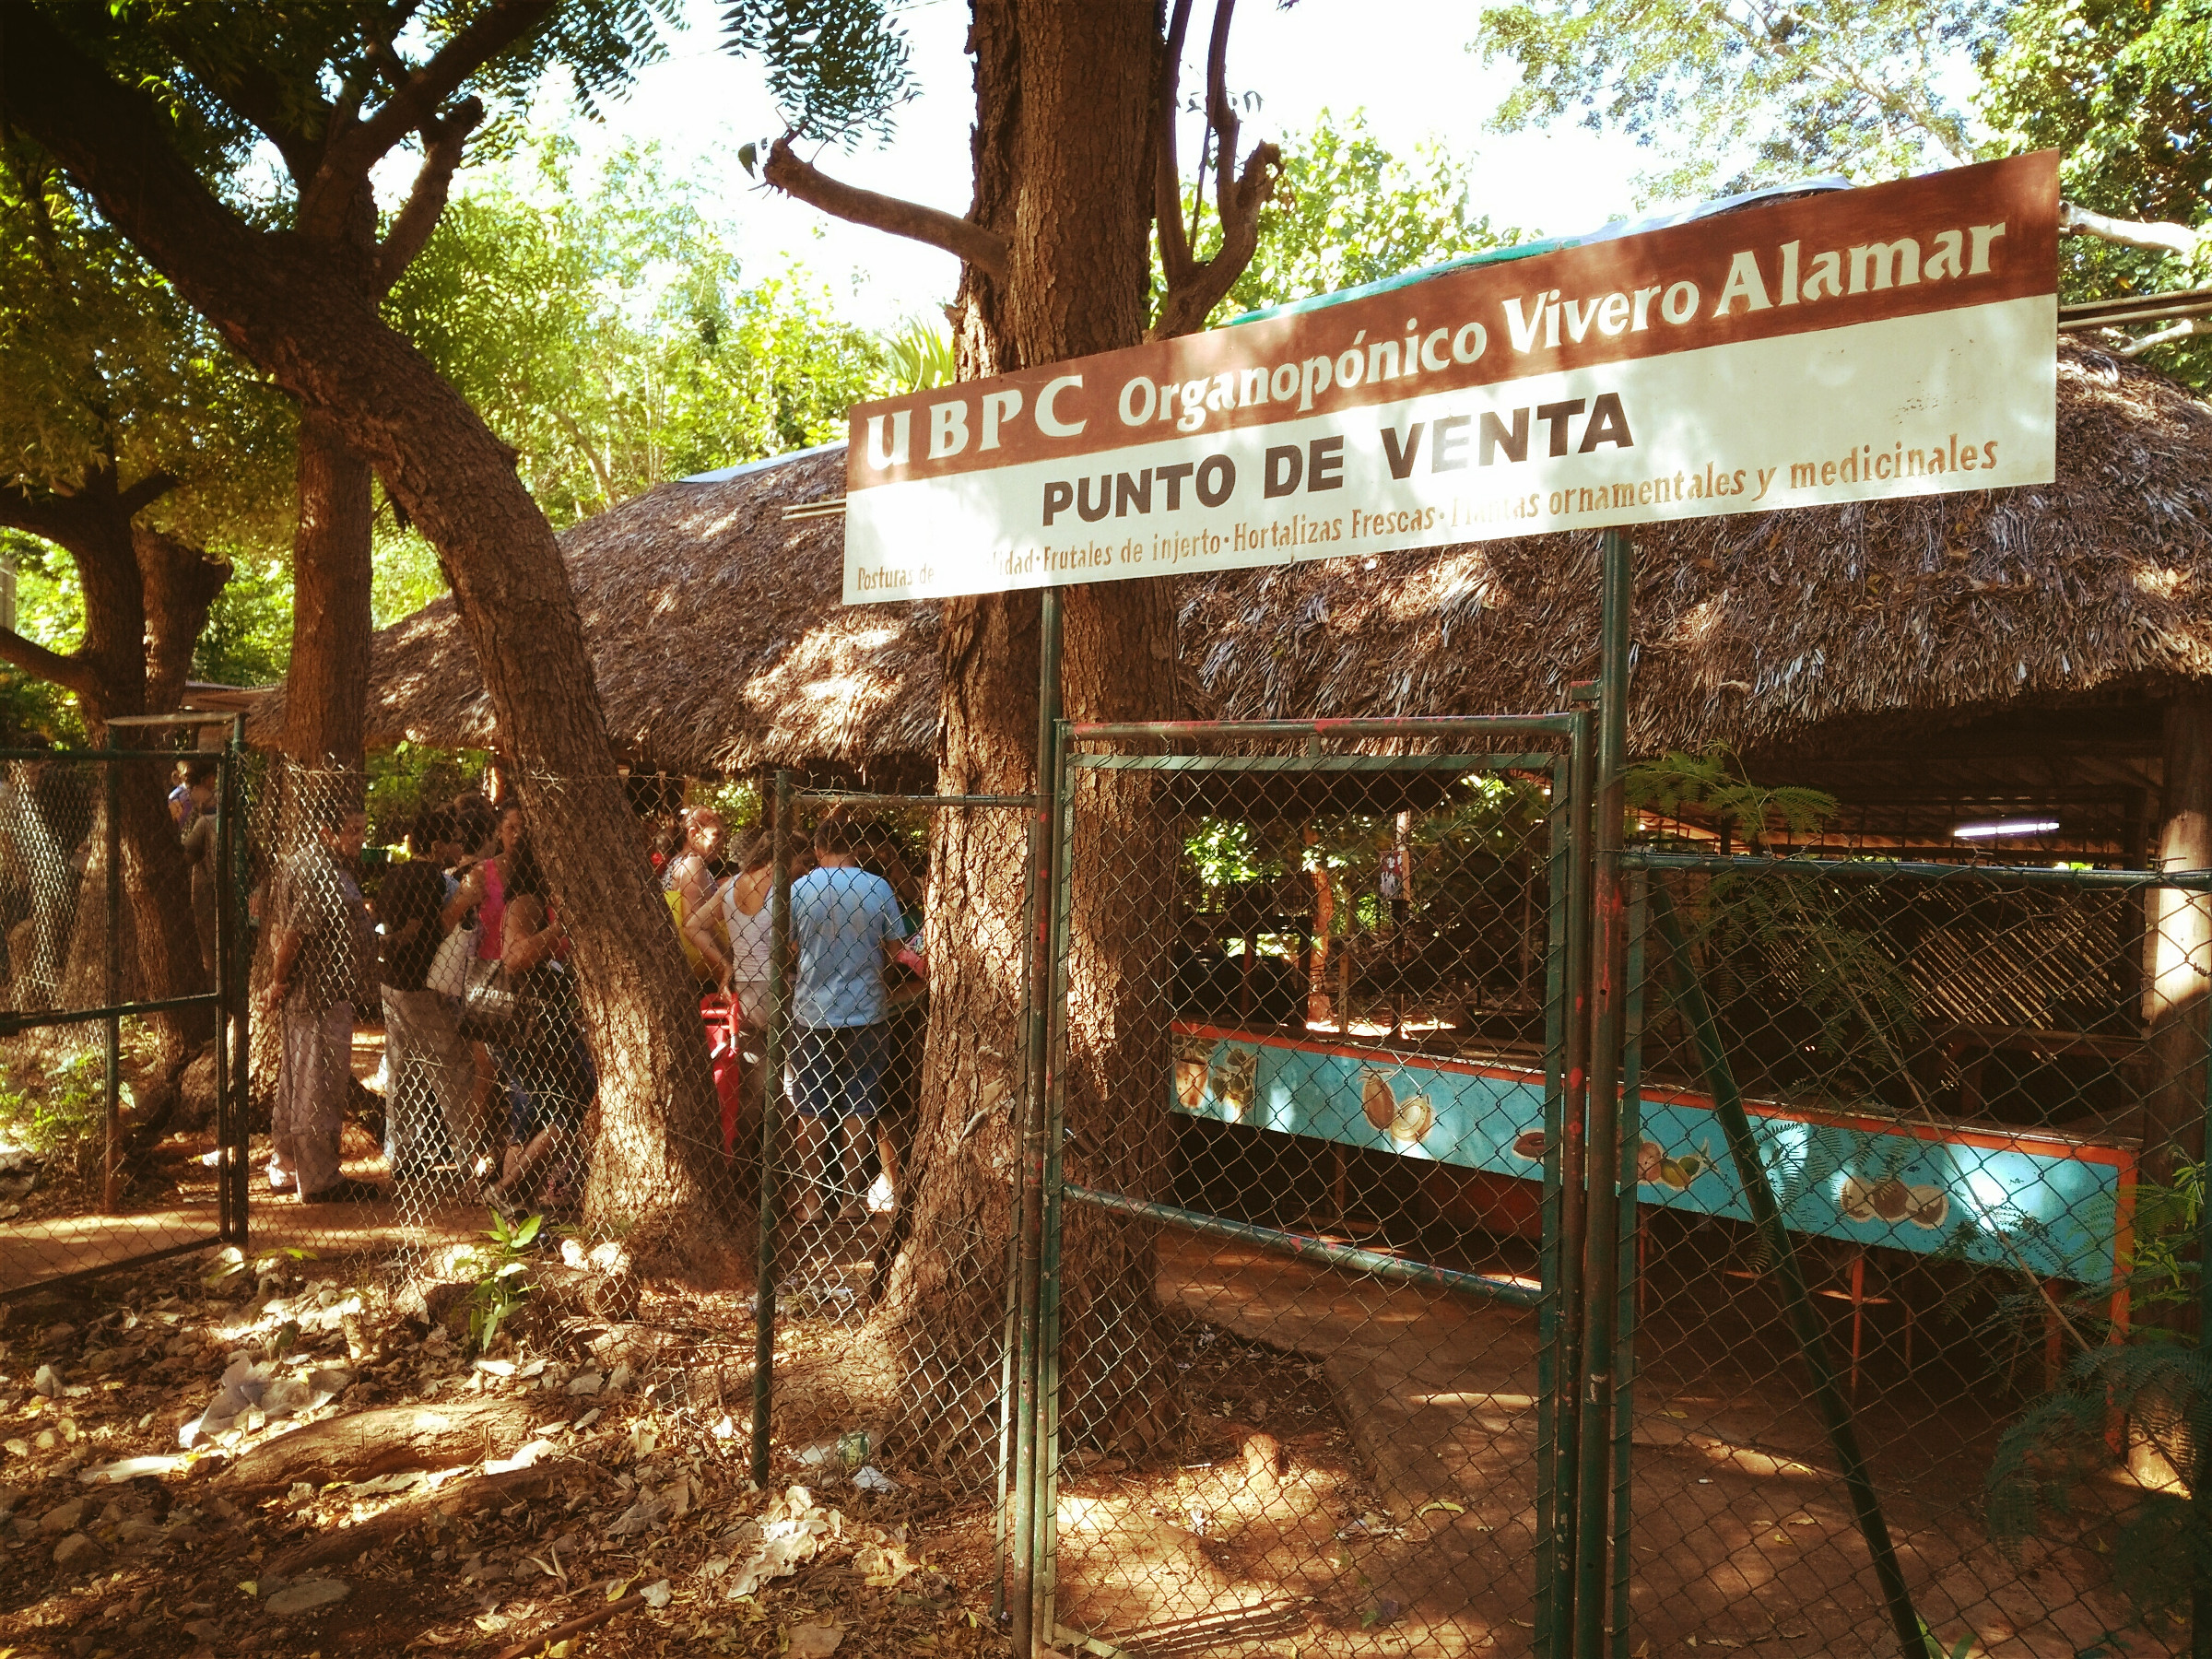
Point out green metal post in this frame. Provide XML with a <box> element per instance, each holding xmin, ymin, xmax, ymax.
<box><xmin>1034</xmin><ymin>714</ymin><xmax>1077</xmax><ymax>1649</ymax></box>
<box><xmin>1650</xmin><ymin>884</ymin><xmax>1931</xmax><ymax>1659</ymax></box>
<box><xmin>751</xmin><ymin>771</ymin><xmax>793</xmax><ymax>1488</ymax></box>
<box><xmin>1613</xmin><ymin>871</ymin><xmax>1647</xmax><ymax>1659</ymax></box>
<box><xmin>1575</xmin><ymin>530</ymin><xmax>1632</xmax><ymax>1659</ymax></box>
<box><xmin>1543</xmin><ymin>712</ymin><xmax>1593</xmax><ymax>1659</ymax></box>
<box><xmin>101</xmin><ymin>732</ymin><xmax>121</xmax><ymax>1215</ymax></box>
<box><xmin>226</xmin><ymin>717</ymin><xmax>250</xmax><ymax>1245</ymax></box>
<box><xmin>1011</xmin><ymin>588</ymin><xmax>1063</xmax><ymax>1658</ymax></box>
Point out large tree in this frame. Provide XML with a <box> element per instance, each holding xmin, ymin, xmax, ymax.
<box><xmin>109</xmin><ymin>4</ymin><xmax>675</xmax><ymax>771</ymax></box>
<box><xmin>724</xmin><ymin>0</ymin><xmax>1282</xmax><ymax>1469</ymax></box>
<box><xmin>0</xmin><ymin>1</ymin><xmax>729</xmax><ymax>1260</ymax></box>
<box><xmin>1982</xmin><ymin>0</ymin><xmax>2212</xmax><ymax>375</ymax></box>
<box><xmin>0</xmin><ymin>141</ymin><xmax>292</xmax><ymax>1038</ymax></box>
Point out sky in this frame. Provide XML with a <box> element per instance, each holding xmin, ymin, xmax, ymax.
<box><xmin>520</xmin><ymin>0</ymin><xmax>1658</xmax><ymax>331</ymax></box>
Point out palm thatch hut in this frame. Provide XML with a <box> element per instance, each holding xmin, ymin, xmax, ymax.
<box><xmin>251</xmin><ymin>342</ymin><xmax>2212</xmax><ymax>859</ymax></box>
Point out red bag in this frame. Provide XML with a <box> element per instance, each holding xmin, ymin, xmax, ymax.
<box><xmin>710</xmin><ymin>995</ymin><xmax>747</xmax><ymax>1154</ymax></box>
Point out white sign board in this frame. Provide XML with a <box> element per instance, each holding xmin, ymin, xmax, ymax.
<box><xmin>843</xmin><ymin>153</ymin><xmax>2058</xmax><ymax>605</ymax></box>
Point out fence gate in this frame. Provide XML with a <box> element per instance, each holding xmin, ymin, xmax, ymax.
<box><xmin>747</xmin><ymin>780</ymin><xmax>1042</xmax><ymax>1565</ymax></box>
<box><xmin>1029</xmin><ymin>714</ymin><xmax>1591</xmax><ymax>1658</ymax></box>
<box><xmin>1612</xmin><ymin>853</ymin><xmax>2210</xmax><ymax>1659</ymax></box>
<box><xmin>0</xmin><ymin>717</ymin><xmax>250</xmax><ymax>1307</ymax></box>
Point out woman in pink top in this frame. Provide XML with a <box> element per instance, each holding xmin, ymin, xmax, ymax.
<box><xmin>456</xmin><ymin>804</ymin><xmax>532</xmax><ymax>959</ymax></box>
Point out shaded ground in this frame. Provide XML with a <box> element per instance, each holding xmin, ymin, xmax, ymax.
<box><xmin>0</xmin><ymin>1239</ymin><xmax>1011</xmax><ymax>1659</ymax></box>
<box><xmin>1042</xmin><ymin>1228</ymin><xmax>2179</xmax><ymax>1659</ymax></box>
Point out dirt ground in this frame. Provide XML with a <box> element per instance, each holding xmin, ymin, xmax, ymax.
<box><xmin>0</xmin><ymin>1240</ymin><xmax>1020</xmax><ymax>1659</ymax></box>
<box><xmin>0</xmin><ymin>1064</ymin><xmax>2188</xmax><ymax>1659</ymax></box>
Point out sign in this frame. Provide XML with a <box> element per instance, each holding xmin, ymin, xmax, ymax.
<box><xmin>1173</xmin><ymin>1025</ymin><xmax>2128</xmax><ymax>1284</ymax></box>
<box><xmin>842</xmin><ymin>152</ymin><xmax>2058</xmax><ymax>605</ymax></box>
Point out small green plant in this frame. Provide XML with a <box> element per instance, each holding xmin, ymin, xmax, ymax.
<box><xmin>201</xmin><ymin>1243</ymin><xmax>317</xmax><ymax>1288</ymax></box>
<box><xmin>468</xmin><ymin>1207</ymin><xmax>542</xmax><ymax>1354</ymax></box>
<box><xmin>0</xmin><ymin>1052</ymin><xmax>134</xmax><ymax>1186</ymax></box>
<box><xmin>1917</xmin><ymin>1618</ymin><xmax>1977</xmax><ymax>1659</ymax></box>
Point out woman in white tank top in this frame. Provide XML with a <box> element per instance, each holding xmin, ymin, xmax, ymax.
<box><xmin>685</xmin><ymin>829</ymin><xmax>797</xmax><ymax>1027</ymax></box>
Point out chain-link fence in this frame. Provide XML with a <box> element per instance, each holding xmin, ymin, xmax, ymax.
<box><xmin>1610</xmin><ymin>853</ymin><xmax>2207</xmax><ymax>1659</ymax></box>
<box><xmin>1031</xmin><ymin>716</ymin><xmax>1586</xmax><ymax>1658</ymax></box>
<box><xmin>745</xmin><ymin>780</ymin><xmax>1043</xmax><ymax>1616</ymax></box>
<box><xmin>0</xmin><ymin>722</ymin><xmax>248</xmax><ymax>1306</ymax></box>
<box><xmin>19</xmin><ymin>718</ymin><xmax>2212</xmax><ymax>1659</ymax></box>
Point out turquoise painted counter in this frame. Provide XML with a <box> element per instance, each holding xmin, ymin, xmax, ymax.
<box><xmin>1171</xmin><ymin>1023</ymin><xmax>2135</xmax><ymax>1285</ymax></box>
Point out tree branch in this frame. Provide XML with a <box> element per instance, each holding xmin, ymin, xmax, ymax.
<box><xmin>152</xmin><ymin>40</ymin><xmax>321</xmax><ymax>179</ymax></box>
<box><xmin>376</xmin><ymin>98</ymin><xmax>484</xmax><ymax>293</ymax></box>
<box><xmin>304</xmin><ymin>0</ymin><xmax>554</xmax><ymax>226</ymax></box>
<box><xmin>116</xmin><ymin>470</ymin><xmax>181</xmax><ymax>519</ymax></box>
<box><xmin>0</xmin><ymin>621</ymin><xmax>97</xmax><ymax>699</ymax></box>
<box><xmin>1205</xmin><ymin>0</ymin><xmax>1239</xmax><ymax>243</ymax></box>
<box><xmin>761</xmin><ymin>136</ymin><xmax>1008</xmax><ymax>280</ymax></box>
<box><xmin>2062</xmin><ymin>201</ymin><xmax>2204</xmax><ymax>263</ymax></box>
<box><xmin>2118</xmin><ymin>317</ymin><xmax>2212</xmax><ymax>357</ymax></box>
<box><xmin>1149</xmin><ymin>137</ymin><xmax>1279</xmax><ymax>339</ymax></box>
<box><xmin>1153</xmin><ymin>0</ymin><xmax>1198</xmax><ymax>289</ymax></box>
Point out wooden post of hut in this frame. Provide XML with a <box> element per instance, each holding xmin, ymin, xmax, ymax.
<box><xmin>1304</xmin><ymin>824</ymin><xmax>1333</xmax><ymax>1028</ymax></box>
<box><xmin>2145</xmin><ymin>697</ymin><xmax>2212</xmax><ymax>1186</ymax></box>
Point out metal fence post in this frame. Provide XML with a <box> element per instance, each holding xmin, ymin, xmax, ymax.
<box><xmin>1575</xmin><ymin>529</ymin><xmax>1633</xmax><ymax>1659</ymax></box>
<box><xmin>2194</xmin><ymin>948</ymin><xmax>2212</xmax><ymax>1659</ymax></box>
<box><xmin>751</xmin><ymin>770</ymin><xmax>793</xmax><ymax>1488</ymax></box>
<box><xmin>1648</xmin><ymin>880</ymin><xmax>1929</xmax><ymax>1659</ymax></box>
<box><xmin>1011</xmin><ymin>587</ymin><xmax>1062</xmax><ymax>1658</ymax></box>
<box><xmin>1035</xmin><ymin>712</ymin><xmax>1077</xmax><ymax>1650</ymax></box>
<box><xmin>101</xmin><ymin>730</ymin><xmax>122</xmax><ymax>1215</ymax></box>
<box><xmin>1544</xmin><ymin>700</ymin><xmax>1595</xmax><ymax>1659</ymax></box>
<box><xmin>1613</xmin><ymin>869</ymin><xmax>1648</xmax><ymax>1659</ymax></box>
<box><xmin>213</xmin><ymin>737</ymin><xmax>234</xmax><ymax>1245</ymax></box>
<box><xmin>226</xmin><ymin>716</ymin><xmax>250</xmax><ymax>1247</ymax></box>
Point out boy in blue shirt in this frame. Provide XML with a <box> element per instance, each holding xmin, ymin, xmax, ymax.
<box><xmin>788</xmin><ymin>816</ymin><xmax>908</xmax><ymax>1222</ymax></box>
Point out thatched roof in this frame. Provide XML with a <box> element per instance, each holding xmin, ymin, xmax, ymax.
<box><xmin>253</xmin><ymin>343</ymin><xmax>2212</xmax><ymax>794</ymax></box>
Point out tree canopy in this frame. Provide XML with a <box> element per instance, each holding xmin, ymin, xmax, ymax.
<box><xmin>1209</xmin><ymin>110</ymin><xmax>1513</xmax><ymax>323</ymax></box>
<box><xmin>386</xmin><ymin>138</ymin><xmax>890</xmax><ymax>535</ymax></box>
<box><xmin>1475</xmin><ymin>0</ymin><xmax>1998</xmax><ymax>203</ymax></box>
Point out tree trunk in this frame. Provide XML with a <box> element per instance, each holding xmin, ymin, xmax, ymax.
<box><xmin>2145</xmin><ymin>694</ymin><xmax>2212</xmax><ymax>1185</ymax></box>
<box><xmin>876</xmin><ymin>588</ymin><xmax>1039</xmax><ymax>1474</ymax></box>
<box><xmin>876</xmin><ymin>0</ymin><xmax>1183</xmax><ymax>1470</ymax></box>
<box><xmin>282</xmin><ymin>406</ymin><xmax>375</xmax><ymax>771</ymax></box>
<box><xmin>0</xmin><ymin>13</ymin><xmax>728</xmax><ymax>1264</ymax></box>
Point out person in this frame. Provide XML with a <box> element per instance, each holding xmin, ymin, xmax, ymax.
<box><xmin>487</xmin><ymin>841</ymin><xmax>594</xmax><ymax>1213</ymax></box>
<box><xmin>685</xmin><ymin>828</ymin><xmax>784</xmax><ymax>1028</ymax></box>
<box><xmin>377</xmin><ymin>822</ymin><xmax>483</xmax><ymax>1189</ymax></box>
<box><xmin>454</xmin><ymin>801</ymin><xmax>528</xmax><ymax>966</ymax></box>
<box><xmin>263</xmin><ymin>804</ymin><xmax>380</xmax><ymax>1203</ymax></box>
<box><xmin>661</xmin><ymin>807</ymin><xmax>725</xmax><ymax>979</ymax></box>
<box><xmin>176</xmin><ymin>758</ymin><xmax>220</xmax><ymax>972</ymax></box>
<box><xmin>787</xmin><ymin>816</ymin><xmax>907</xmax><ymax>1224</ymax></box>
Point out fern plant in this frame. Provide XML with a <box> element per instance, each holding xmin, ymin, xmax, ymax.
<box><xmin>1624</xmin><ymin>742</ymin><xmax>1837</xmax><ymax>850</ymax></box>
